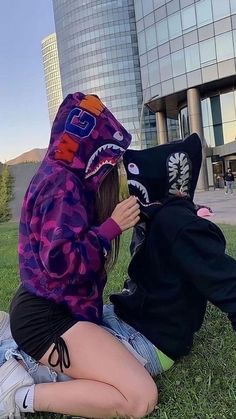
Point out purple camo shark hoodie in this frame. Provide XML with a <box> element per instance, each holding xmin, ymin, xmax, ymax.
<box><xmin>19</xmin><ymin>92</ymin><xmax>131</xmax><ymax>323</ymax></box>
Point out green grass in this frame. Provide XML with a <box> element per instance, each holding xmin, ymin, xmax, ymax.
<box><xmin>0</xmin><ymin>222</ymin><xmax>236</xmax><ymax>418</ymax></box>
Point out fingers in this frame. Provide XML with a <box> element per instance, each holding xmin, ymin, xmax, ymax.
<box><xmin>119</xmin><ymin>196</ymin><xmax>138</xmax><ymax>209</ymax></box>
<box><xmin>126</xmin><ymin>215</ymin><xmax>140</xmax><ymax>229</ymax></box>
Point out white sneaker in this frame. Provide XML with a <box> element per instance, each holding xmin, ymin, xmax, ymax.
<box><xmin>0</xmin><ymin>312</ymin><xmax>11</xmax><ymax>342</ymax></box>
<box><xmin>0</xmin><ymin>358</ymin><xmax>34</xmax><ymax>419</ymax></box>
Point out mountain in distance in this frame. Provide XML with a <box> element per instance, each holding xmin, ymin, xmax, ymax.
<box><xmin>6</xmin><ymin>148</ymin><xmax>47</xmax><ymax>165</ymax></box>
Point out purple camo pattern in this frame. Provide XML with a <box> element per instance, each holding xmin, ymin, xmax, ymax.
<box><xmin>18</xmin><ymin>92</ymin><xmax>131</xmax><ymax>323</ymax></box>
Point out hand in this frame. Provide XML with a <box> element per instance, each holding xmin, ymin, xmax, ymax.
<box><xmin>111</xmin><ymin>196</ymin><xmax>140</xmax><ymax>232</ymax></box>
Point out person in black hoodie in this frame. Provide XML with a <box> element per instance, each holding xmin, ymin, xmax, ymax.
<box><xmin>224</xmin><ymin>168</ymin><xmax>234</xmax><ymax>194</ymax></box>
<box><xmin>109</xmin><ymin>133</ymin><xmax>236</xmax><ymax>370</ymax></box>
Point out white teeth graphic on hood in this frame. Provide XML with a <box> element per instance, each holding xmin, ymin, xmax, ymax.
<box><xmin>128</xmin><ymin>180</ymin><xmax>150</xmax><ymax>203</ymax></box>
<box><xmin>85</xmin><ymin>143</ymin><xmax>125</xmax><ymax>179</ymax></box>
<box><xmin>168</xmin><ymin>152</ymin><xmax>191</xmax><ymax>196</ymax></box>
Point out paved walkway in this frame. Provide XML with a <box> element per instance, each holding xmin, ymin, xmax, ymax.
<box><xmin>195</xmin><ymin>189</ymin><xmax>236</xmax><ymax>225</ymax></box>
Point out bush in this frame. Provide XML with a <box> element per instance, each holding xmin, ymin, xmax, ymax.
<box><xmin>0</xmin><ymin>165</ymin><xmax>13</xmax><ymax>222</ymax></box>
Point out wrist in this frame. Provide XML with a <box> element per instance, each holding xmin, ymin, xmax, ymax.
<box><xmin>97</xmin><ymin>217</ymin><xmax>122</xmax><ymax>241</ymax></box>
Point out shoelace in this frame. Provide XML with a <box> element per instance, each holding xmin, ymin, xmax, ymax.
<box><xmin>48</xmin><ymin>336</ymin><xmax>70</xmax><ymax>373</ymax></box>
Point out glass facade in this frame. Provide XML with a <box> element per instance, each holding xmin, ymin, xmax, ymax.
<box><xmin>135</xmin><ymin>0</ymin><xmax>236</xmax><ymax>148</ymax></box>
<box><xmin>41</xmin><ymin>33</ymin><xmax>63</xmax><ymax>126</ymax></box>
<box><xmin>53</xmin><ymin>0</ymin><xmax>156</xmax><ymax>149</ymax></box>
<box><xmin>135</xmin><ymin>0</ymin><xmax>236</xmax><ymax>101</ymax></box>
<box><xmin>180</xmin><ymin>89</ymin><xmax>236</xmax><ymax>147</ymax></box>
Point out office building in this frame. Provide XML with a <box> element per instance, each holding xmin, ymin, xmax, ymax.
<box><xmin>52</xmin><ymin>0</ymin><xmax>156</xmax><ymax>149</ymax></box>
<box><xmin>135</xmin><ymin>0</ymin><xmax>236</xmax><ymax>188</ymax></box>
<box><xmin>41</xmin><ymin>33</ymin><xmax>63</xmax><ymax>126</ymax></box>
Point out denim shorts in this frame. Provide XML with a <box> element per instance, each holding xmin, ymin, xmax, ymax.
<box><xmin>0</xmin><ymin>338</ymin><xmax>70</xmax><ymax>383</ymax></box>
<box><xmin>102</xmin><ymin>304</ymin><xmax>163</xmax><ymax>376</ymax></box>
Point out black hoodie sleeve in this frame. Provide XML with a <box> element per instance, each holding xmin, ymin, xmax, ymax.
<box><xmin>171</xmin><ymin>219</ymin><xmax>236</xmax><ymax>331</ymax></box>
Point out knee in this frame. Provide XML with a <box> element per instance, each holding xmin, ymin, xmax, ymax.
<box><xmin>125</xmin><ymin>381</ymin><xmax>158</xmax><ymax>418</ymax></box>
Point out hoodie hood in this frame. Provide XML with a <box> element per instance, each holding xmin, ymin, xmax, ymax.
<box><xmin>46</xmin><ymin>92</ymin><xmax>131</xmax><ymax>191</ymax></box>
<box><xmin>123</xmin><ymin>133</ymin><xmax>202</xmax><ymax>216</ymax></box>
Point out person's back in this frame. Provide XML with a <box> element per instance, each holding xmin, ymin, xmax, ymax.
<box><xmin>111</xmin><ymin>134</ymin><xmax>236</xmax><ymax>361</ymax></box>
<box><xmin>111</xmin><ymin>199</ymin><xmax>208</xmax><ymax>360</ymax></box>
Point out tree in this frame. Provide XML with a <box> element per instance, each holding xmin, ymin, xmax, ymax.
<box><xmin>0</xmin><ymin>165</ymin><xmax>13</xmax><ymax>222</ymax></box>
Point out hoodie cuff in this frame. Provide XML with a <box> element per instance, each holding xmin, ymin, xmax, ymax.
<box><xmin>97</xmin><ymin>218</ymin><xmax>122</xmax><ymax>242</ymax></box>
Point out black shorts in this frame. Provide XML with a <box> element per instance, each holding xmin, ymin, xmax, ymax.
<box><xmin>10</xmin><ymin>286</ymin><xmax>77</xmax><ymax>370</ymax></box>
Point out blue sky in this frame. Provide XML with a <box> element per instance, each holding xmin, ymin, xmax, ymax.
<box><xmin>0</xmin><ymin>0</ymin><xmax>55</xmax><ymax>162</ymax></box>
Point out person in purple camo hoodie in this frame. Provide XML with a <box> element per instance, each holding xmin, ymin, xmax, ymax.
<box><xmin>1</xmin><ymin>93</ymin><xmax>157</xmax><ymax>418</ymax></box>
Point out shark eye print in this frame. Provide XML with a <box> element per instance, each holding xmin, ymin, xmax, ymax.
<box><xmin>167</xmin><ymin>152</ymin><xmax>191</xmax><ymax>196</ymax></box>
<box><xmin>128</xmin><ymin>163</ymin><xmax>140</xmax><ymax>175</ymax></box>
<box><xmin>113</xmin><ymin>131</ymin><xmax>123</xmax><ymax>142</ymax></box>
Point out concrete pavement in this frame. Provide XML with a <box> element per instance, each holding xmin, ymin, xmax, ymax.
<box><xmin>195</xmin><ymin>189</ymin><xmax>236</xmax><ymax>225</ymax></box>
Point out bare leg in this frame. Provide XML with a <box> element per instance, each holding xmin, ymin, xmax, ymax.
<box><xmin>34</xmin><ymin>322</ymin><xmax>158</xmax><ymax>418</ymax></box>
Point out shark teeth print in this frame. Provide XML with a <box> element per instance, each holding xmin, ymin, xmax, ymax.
<box><xmin>168</xmin><ymin>152</ymin><xmax>191</xmax><ymax>196</ymax></box>
<box><xmin>85</xmin><ymin>143</ymin><xmax>125</xmax><ymax>178</ymax></box>
<box><xmin>128</xmin><ymin>180</ymin><xmax>150</xmax><ymax>203</ymax></box>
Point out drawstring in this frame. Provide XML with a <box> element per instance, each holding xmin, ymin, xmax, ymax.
<box><xmin>48</xmin><ymin>336</ymin><xmax>70</xmax><ymax>373</ymax></box>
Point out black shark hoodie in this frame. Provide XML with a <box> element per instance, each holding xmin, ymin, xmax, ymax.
<box><xmin>110</xmin><ymin>134</ymin><xmax>236</xmax><ymax>360</ymax></box>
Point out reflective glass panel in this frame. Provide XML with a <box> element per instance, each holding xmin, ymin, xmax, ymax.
<box><xmin>148</xmin><ymin>61</ymin><xmax>160</xmax><ymax>85</ymax></box>
<box><xmin>185</xmin><ymin>44</ymin><xmax>200</xmax><ymax>71</ymax></box>
<box><xmin>223</xmin><ymin>121</ymin><xmax>236</xmax><ymax>143</ymax></box>
<box><xmin>220</xmin><ymin>92</ymin><xmax>236</xmax><ymax>122</ymax></box>
<box><xmin>196</xmin><ymin>0</ymin><xmax>213</xmax><ymax>27</ymax></box>
<box><xmin>199</xmin><ymin>38</ymin><xmax>216</xmax><ymax>65</ymax></box>
<box><xmin>135</xmin><ymin>0</ymin><xmax>143</xmax><ymax>20</ymax></box>
<box><xmin>215</xmin><ymin>32</ymin><xmax>234</xmax><ymax>61</ymax></box>
<box><xmin>181</xmin><ymin>5</ymin><xmax>196</xmax><ymax>32</ymax></box>
<box><xmin>154</xmin><ymin>0</ymin><xmax>165</xmax><ymax>7</ymax></box>
<box><xmin>233</xmin><ymin>30</ymin><xmax>236</xmax><ymax>55</ymax></box>
<box><xmin>171</xmin><ymin>50</ymin><xmax>186</xmax><ymax>76</ymax></box>
<box><xmin>138</xmin><ymin>31</ymin><xmax>146</xmax><ymax>54</ymax></box>
<box><xmin>168</xmin><ymin>12</ymin><xmax>182</xmax><ymax>39</ymax></box>
<box><xmin>156</xmin><ymin>19</ymin><xmax>169</xmax><ymax>45</ymax></box>
<box><xmin>143</xmin><ymin>0</ymin><xmax>154</xmax><ymax>16</ymax></box>
<box><xmin>159</xmin><ymin>55</ymin><xmax>172</xmax><ymax>81</ymax></box>
<box><xmin>213</xmin><ymin>0</ymin><xmax>230</xmax><ymax>21</ymax></box>
<box><xmin>230</xmin><ymin>0</ymin><xmax>236</xmax><ymax>14</ymax></box>
<box><xmin>146</xmin><ymin>25</ymin><xmax>157</xmax><ymax>50</ymax></box>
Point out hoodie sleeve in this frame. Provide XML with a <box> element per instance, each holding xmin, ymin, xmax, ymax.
<box><xmin>171</xmin><ymin>219</ymin><xmax>236</xmax><ymax>331</ymax></box>
<box><xmin>30</xmin><ymin>191</ymin><xmax>121</xmax><ymax>318</ymax></box>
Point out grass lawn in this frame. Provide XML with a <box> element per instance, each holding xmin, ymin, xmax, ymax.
<box><xmin>0</xmin><ymin>222</ymin><xmax>236</xmax><ymax>418</ymax></box>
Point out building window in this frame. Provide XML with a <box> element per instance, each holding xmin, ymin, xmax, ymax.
<box><xmin>153</xmin><ymin>0</ymin><xmax>165</xmax><ymax>8</ymax></box>
<box><xmin>143</xmin><ymin>0</ymin><xmax>154</xmax><ymax>16</ymax></box>
<box><xmin>181</xmin><ymin>5</ymin><xmax>196</xmax><ymax>33</ymax></box>
<box><xmin>135</xmin><ymin>0</ymin><xmax>143</xmax><ymax>20</ymax></box>
<box><xmin>138</xmin><ymin>31</ymin><xmax>146</xmax><ymax>54</ymax></box>
<box><xmin>199</xmin><ymin>38</ymin><xmax>216</xmax><ymax>66</ymax></box>
<box><xmin>230</xmin><ymin>0</ymin><xmax>236</xmax><ymax>14</ymax></box>
<box><xmin>184</xmin><ymin>44</ymin><xmax>200</xmax><ymax>72</ymax></box>
<box><xmin>159</xmin><ymin>55</ymin><xmax>172</xmax><ymax>81</ymax></box>
<box><xmin>215</xmin><ymin>32</ymin><xmax>234</xmax><ymax>62</ymax></box>
<box><xmin>213</xmin><ymin>0</ymin><xmax>231</xmax><ymax>21</ymax></box>
<box><xmin>168</xmin><ymin>12</ymin><xmax>182</xmax><ymax>40</ymax></box>
<box><xmin>221</xmin><ymin>92</ymin><xmax>236</xmax><ymax>123</ymax></box>
<box><xmin>145</xmin><ymin>25</ymin><xmax>157</xmax><ymax>51</ymax></box>
<box><xmin>179</xmin><ymin>107</ymin><xmax>190</xmax><ymax>138</ymax></box>
<box><xmin>156</xmin><ymin>19</ymin><xmax>168</xmax><ymax>45</ymax></box>
<box><xmin>148</xmin><ymin>61</ymin><xmax>160</xmax><ymax>85</ymax></box>
<box><xmin>196</xmin><ymin>0</ymin><xmax>213</xmax><ymax>27</ymax></box>
<box><xmin>171</xmin><ymin>50</ymin><xmax>186</xmax><ymax>76</ymax></box>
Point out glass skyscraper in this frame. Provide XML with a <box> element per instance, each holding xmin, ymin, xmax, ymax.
<box><xmin>53</xmin><ymin>0</ymin><xmax>156</xmax><ymax>149</ymax></box>
<box><xmin>41</xmin><ymin>33</ymin><xmax>63</xmax><ymax>126</ymax></box>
